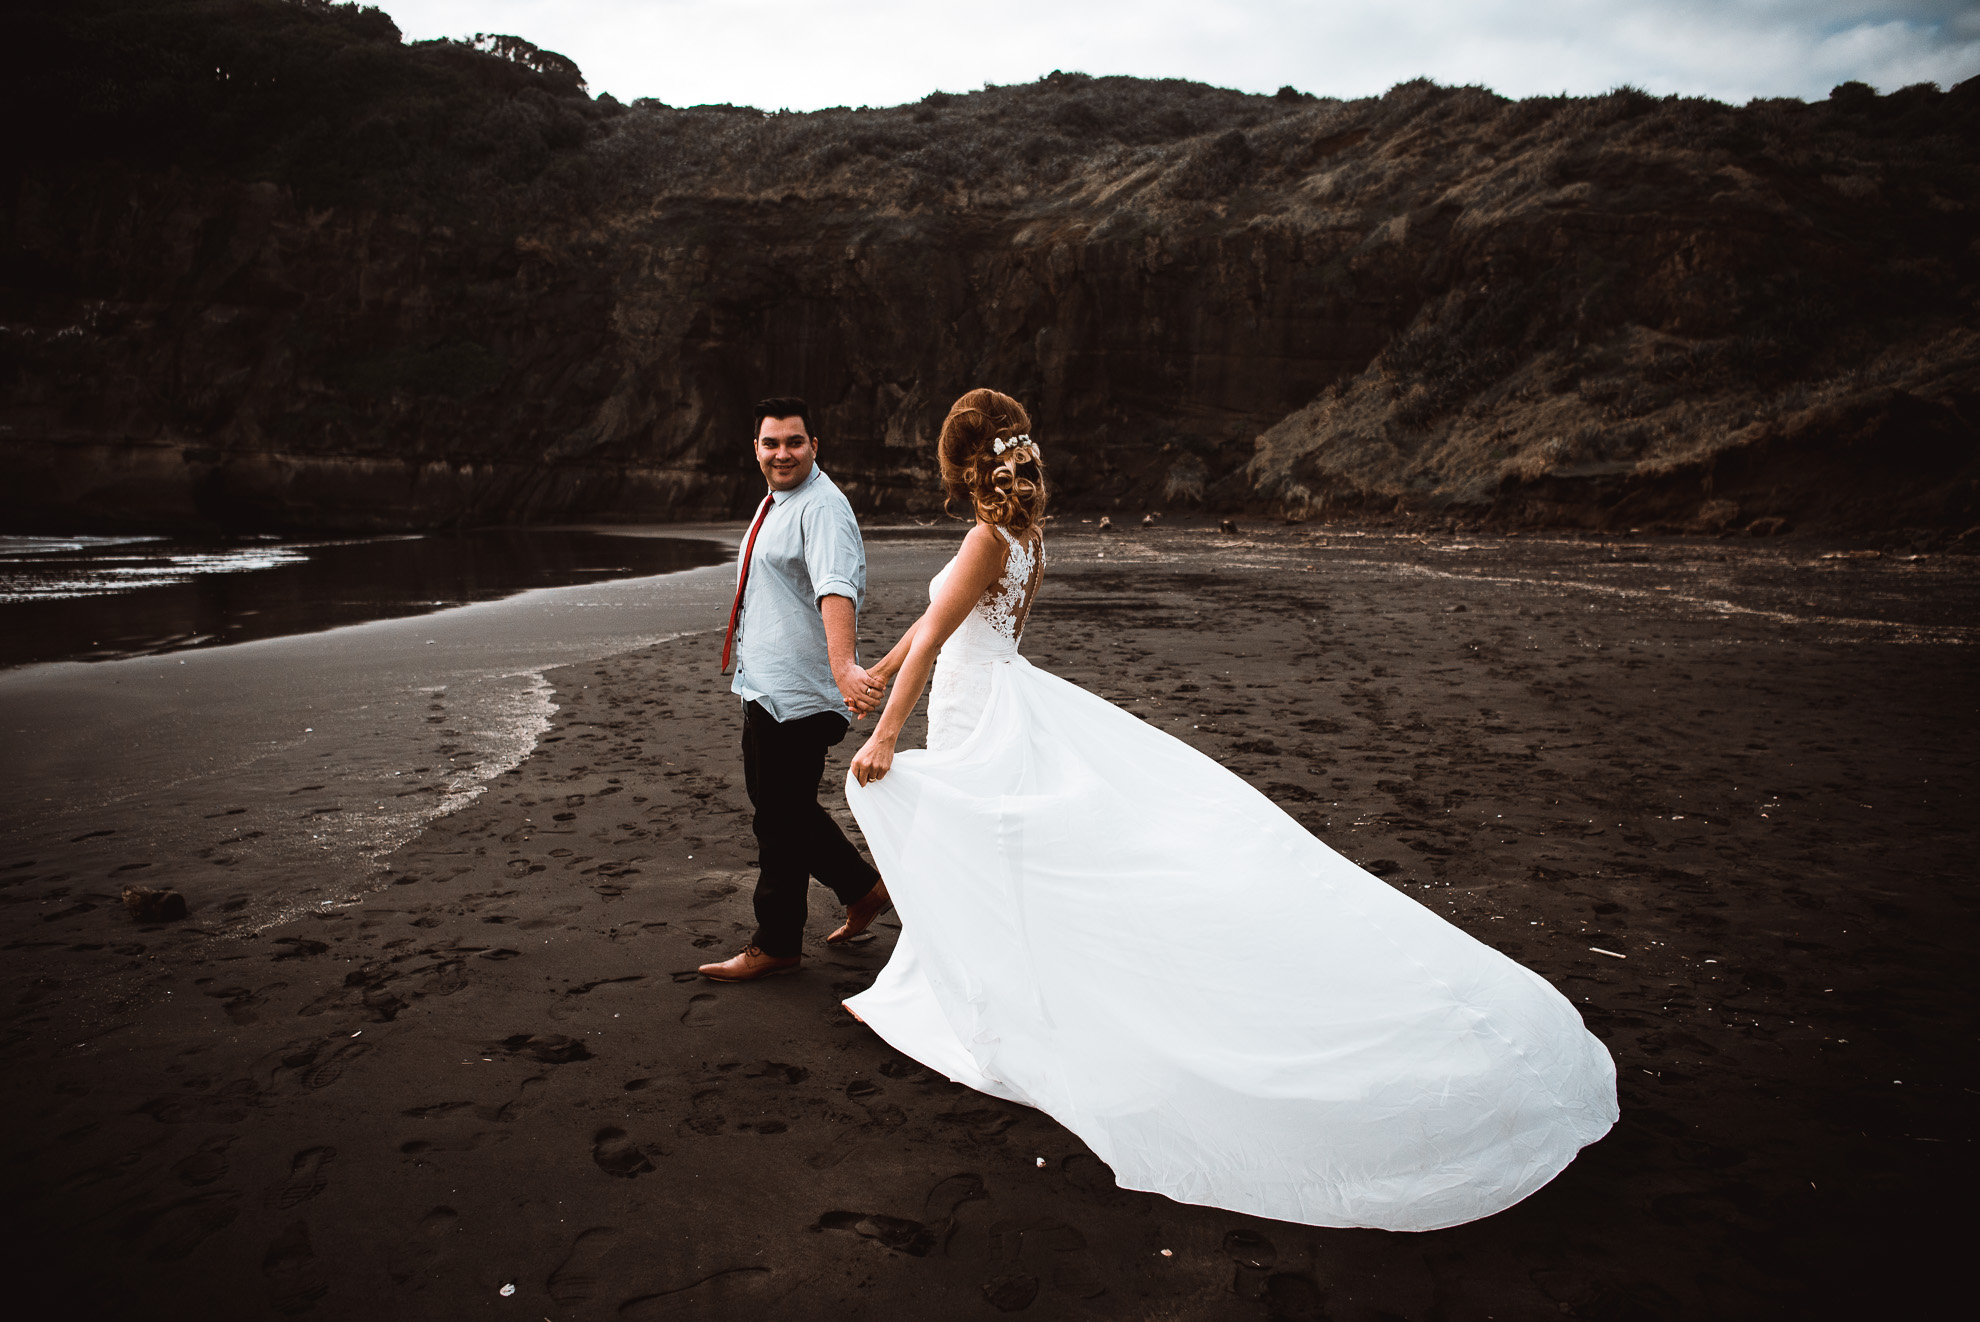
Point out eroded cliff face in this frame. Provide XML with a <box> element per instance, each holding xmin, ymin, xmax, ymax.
<box><xmin>3</xmin><ymin>168</ymin><xmax>1394</xmax><ymax>530</ymax></box>
<box><xmin>5</xmin><ymin>34</ymin><xmax>1978</xmax><ymax>534</ymax></box>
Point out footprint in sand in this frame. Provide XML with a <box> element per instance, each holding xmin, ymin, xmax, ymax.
<box><xmin>813</xmin><ymin>1209</ymin><xmax>932</xmax><ymax>1254</ymax></box>
<box><xmin>617</xmin><ymin>1266</ymin><xmax>772</xmax><ymax>1319</ymax></box>
<box><xmin>417</xmin><ymin>959</ymin><xmax>467</xmax><ymax>996</ymax></box>
<box><xmin>937</xmin><ymin>1106</ymin><xmax>1018</xmax><ymax>1142</ymax></box>
<box><xmin>982</xmin><ymin>1216</ymin><xmax>1104</xmax><ymax>1305</ymax></box>
<box><xmin>566</xmin><ymin>975</ymin><xmax>645</xmax><ymax>996</ymax></box>
<box><xmin>811</xmin><ymin>1172</ymin><xmax>985</xmax><ymax>1258</ymax></box>
<box><xmin>137</xmin><ymin>1079</ymin><xmax>261</xmax><ymax>1126</ymax></box>
<box><xmin>547</xmin><ymin>1226</ymin><xmax>619</xmax><ymax>1302</ymax></box>
<box><xmin>273</xmin><ymin>938</ymin><xmax>330</xmax><ymax>961</ymax></box>
<box><xmin>173</xmin><ymin>1133</ymin><xmax>237</xmax><ymax>1187</ymax></box>
<box><xmin>262</xmin><ymin>1219</ymin><xmax>329</xmax><ymax>1315</ymax></box>
<box><xmin>300</xmin><ymin>1039</ymin><xmax>372</xmax><ymax>1092</ymax></box>
<box><xmin>692</xmin><ymin>879</ymin><xmax>739</xmax><ymax>907</ymax></box>
<box><xmin>591</xmin><ymin>1127</ymin><xmax>657</xmax><ymax>1178</ymax></box>
<box><xmin>681</xmin><ymin>918</ymin><xmax>730</xmax><ymax>948</ymax></box>
<box><xmin>384</xmin><ymin>1201</ymin><xmax>459</xmax><ymax>1288</ymax></box>
<box><xmin>119</xmin><ymin>1190</ymin><xmax>241</xmax><ymax>1262</ymax></box>
<box><xmin>921</xmin><ymin>1172</ymin><xmax>986</xmax><ymax>1256</ymax></box>
<box><xmin>1261</xmin><ymin>1269</ymin><xmax>1325</xmax><ymax>1320</ymax></box>
<box><xmin>980</xmin><ymin>1271</ymin><xmax>1039</xmax><ymax>1312</ymax></box>
<box><xmin>1034</xmin><ymin>1221</ymin><xmax>1104</xmax><ymax>1299</ymax></box>
<box><xmin>475</xmin><ymin>1075</ymin><xmax>545</xmax><ymax>1123</ymax></box>
<box><xmin>212</xmin><ymin>982</ymin><xmax>286</xmax><ymax>1025</ymax></box>
<box><xmin>1224</xmin><ymin>1228</ymin><xmax>1277</xmax><ymax>1299</ymax></box>
<box><xmin>681</xmin><ymin>993</ymin><xmax>717</xmax><ymax>1027</ymax></box>
<box><xmin>402</xmin><ymin>1101</ymin><xmax>474</xmax><ymax>1120</ymax></box>
<box><xmin>489</xmin><ymin>1033</ymin><xmax>592</xmax><ymax>1064</ymax></box>
<box><xmin>399</xmin><ymin>1132</ymin><xmax>486</xmax><ymax>1155</ymax></box>
<box><xmin>267</xmin><ymin>1146</ymin><xmax>336</xmax><ymax>1210</ymax></box>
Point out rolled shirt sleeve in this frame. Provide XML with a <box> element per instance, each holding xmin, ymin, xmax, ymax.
<box><xmin>803</xmin><ymin>495</ymin><xmax>866</xmax><ymax>609</ymax></box>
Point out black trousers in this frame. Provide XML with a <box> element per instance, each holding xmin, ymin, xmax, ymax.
<box><xmin>741</xmin><ymin>700</ymin><xmax>881</xmax><ymax>958</ymax></box>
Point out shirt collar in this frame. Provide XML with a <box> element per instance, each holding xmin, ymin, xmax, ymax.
<box><xmin>768</xmin><ymin>464</ymin><xmax>825</xmax><ymax>505</ymax></box>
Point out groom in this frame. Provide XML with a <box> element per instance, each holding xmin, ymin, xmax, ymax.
<box><xmin>700</xmin><ymin>397</ymin><xmax>894</xmax><ymax>982</ymax></box>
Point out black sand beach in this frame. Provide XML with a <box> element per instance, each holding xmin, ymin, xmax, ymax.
<box><xmin>1</xmin><ymin>525</ymin><xmax>1973</xmax><ymax>1319</ymax></box>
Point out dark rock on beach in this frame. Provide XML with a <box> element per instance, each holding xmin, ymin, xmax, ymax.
<box><xmin>120</xmin><ymin>884</ymin><xmax>188</xmax><ymax>922</ymax></box>
<box><xmin>4</xmin><ymin>1</ymin><xmax>1978</xmax><ymax>536</ymax></box>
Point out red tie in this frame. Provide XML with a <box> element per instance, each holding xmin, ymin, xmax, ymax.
<box><xmin>720</xmin><ymin>493</ymin><xmax>776</xmax><ymax>673</ymax></box>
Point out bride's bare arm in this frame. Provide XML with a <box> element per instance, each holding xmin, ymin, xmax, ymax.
<box><xmin>850</xmin><ymin>525</ymin><xmax>1007</xmax><ymax>786</ymax></box>
<box><xmin>867</xmin><ymin>616</ymin><xmax>921</xmax><ymax>684</ymax></box>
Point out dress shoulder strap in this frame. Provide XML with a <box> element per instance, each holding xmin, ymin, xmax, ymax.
<box><xmin>992</xmin><ymin>524</ymin><xmax>1016</xmax><ymax>547</ymax></box>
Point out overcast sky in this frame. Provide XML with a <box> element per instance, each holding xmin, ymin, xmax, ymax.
<box><xmin>371</xmin><ymin>1</ymin><xmax>1980</xmax><ymax>110</ymax></box>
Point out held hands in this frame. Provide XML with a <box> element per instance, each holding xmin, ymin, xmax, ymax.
<box><xmin>850</xmin><ymin>731</ymin><xmax>896</xmax><ymax>786</ymax></box>
<box><xmin>834</xmin><ymin>662</ymin><xmax>888</xmax><ymax>718</ymax></box>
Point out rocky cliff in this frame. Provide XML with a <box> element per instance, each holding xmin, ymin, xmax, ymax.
<box><xmin>5</xmin><ymin>0</ymin><xmax>1978</xmax><ymax>534</ymax></box>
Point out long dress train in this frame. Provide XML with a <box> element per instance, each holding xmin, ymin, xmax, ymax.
<box><xmin>844</xmin><ymin>528</ymin><xmax>1617</xmax><ymax>1232</ymax></box>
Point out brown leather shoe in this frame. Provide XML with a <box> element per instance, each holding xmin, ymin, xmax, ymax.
<box><xmin>827</xmin><ymin>879</ymin><xmax>893</xmax><ymax>945</ymax></box>
<box><xmin>698</xmin><ymin>946</ymin><xmax>801</xmax><ymax>981</ymax></box>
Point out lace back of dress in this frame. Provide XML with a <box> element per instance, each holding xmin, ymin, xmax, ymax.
<box><xmin>980</xmin><ymin>526</ymin><xmax>1044</xmax><ymax>645</ymax></box>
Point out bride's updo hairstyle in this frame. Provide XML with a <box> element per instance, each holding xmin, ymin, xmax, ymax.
<box><xmin>938</xmin><ymin>388</ymin><xmax>1048</xmax><ymax>537</ymax></box>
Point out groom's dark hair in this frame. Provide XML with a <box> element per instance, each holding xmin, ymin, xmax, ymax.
<box><xmin>753</xmin><ymin>396</ymin><xmax>813</xmax><ymax>438</ymax></box>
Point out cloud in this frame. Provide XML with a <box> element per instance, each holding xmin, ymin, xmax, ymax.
<box><xmin>369</xmin><ymin>0</ymin><xmax>1980</xmax><ymax>109</ymax></box>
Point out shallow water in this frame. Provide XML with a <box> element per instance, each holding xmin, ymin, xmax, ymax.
<box><xmin>0</xmin><ymin>525</ymin><xmax>749</xmax><ymax>930</ymax></box>
<box><xmin>0</xmin><ymin>528</ymin><xmax>730</xmax><ymax>669</ymax></box>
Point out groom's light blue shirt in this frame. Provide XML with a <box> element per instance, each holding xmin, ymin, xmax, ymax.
<box><xmin>730</xmin><ymin>464</ymin><xmax>866</xmax><ymax>724</ymax></box>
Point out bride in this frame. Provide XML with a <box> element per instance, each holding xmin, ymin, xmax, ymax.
<box><xmin>843</xmin><ymin>388</ymin><xmax>1616</xmax><ymax>1232</ymax></box>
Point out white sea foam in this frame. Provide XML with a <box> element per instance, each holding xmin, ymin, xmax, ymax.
<box><xmin>0</xmin><ymin>543</ymin><xmax>310</xmax><ymax>602</ymax></box>
<box><xmin>366</xmin><ymin>669</ymin><xmax>562</xmax><ymax>865</ymax></box>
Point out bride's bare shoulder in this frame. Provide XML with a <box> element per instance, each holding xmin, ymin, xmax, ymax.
<box><xmin>961</xmin><ymin>520</ymin><xmax>1010</xmax><ymax>556</ymax></box>
<box><xmin>951</xmin><ymin>521</ymin><xmax>1006</xmax><ymax>572</ymax></box>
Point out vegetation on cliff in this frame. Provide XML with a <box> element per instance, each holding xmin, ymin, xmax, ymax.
<box><xmin>10</xmin><ymin>1</ymin><xmax>602</xmax><ymax>213</ymax></box>
<box><xmin>4</xmin><ymin>0</ymin><xmax>1977</xmax><ymax>535</ymax></box>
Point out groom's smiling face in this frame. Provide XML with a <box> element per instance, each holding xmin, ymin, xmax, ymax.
<box><xmin>755</xmin><ymin>415</ymin><xmax>817</xmax><ymax>492</ymax></box>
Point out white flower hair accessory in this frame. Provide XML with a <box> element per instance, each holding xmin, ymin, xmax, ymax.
<box><xmin>991</xmin><ymin>434</ymin><xmax>1040</xmax><ymax>457</ymax></box>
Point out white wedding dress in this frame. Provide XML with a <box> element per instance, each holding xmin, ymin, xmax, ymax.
<box><xmin>844</xmin><ymin>528</ymin><xmax>1617</xmax><ymax>1231</ymax></box>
